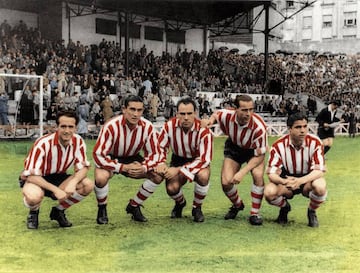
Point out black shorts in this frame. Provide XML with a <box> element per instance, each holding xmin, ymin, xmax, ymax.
<box><xmin>170</xmin><ymin>154</ymin><xmax>194</xmax><ymax>167</ymax></box>
<box><xmin>19</xmin><ymin>173</ymin><xmax>71</xmax><ymax>200</ymax></box>
<box><xmin>112</xmin><ymin>154</ymin><xmax>144</xmax><ymax>176</ymax></box>
<box><xmin>223</xmin><ymin>137</ymin><xmax>254</xmax><ymax>165</ymax></box>
<box><xmin>317</xmin><ymin>127</ymin><xmax>335</xmax><ymax>139</ymax></box>
<box><xmin>279</xmin><ymin>167</ymin><xmax>306</xmax><ymax>196</ymax></box>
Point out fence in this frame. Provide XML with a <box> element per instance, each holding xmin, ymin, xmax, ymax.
<box><xmin>1</xmin><ymin>122</ymin><xmax>359</xmax><ymax>139</ymax></box>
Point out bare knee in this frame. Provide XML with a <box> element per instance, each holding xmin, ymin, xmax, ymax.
<box><xmin>312</xmin><ymin>178</ymin><xmax>327</xmax><ymax>196</ymax></box>
<box><xmin>77</xmin><ymin>178</ymin><xmax>94</xmax><ymax>196</ymax></box>
<box><xmin>94</xmin><ymin>168</ymin><xmax>111</xmax><ymax>187</ymax></box>
<box><xmin>264</xmin><ymin>183</ymin><xmax>279</xmax><ymax>201</ymax></box>
<box><xmin>147</xmin><ymin>172</ymin><xmax>163</xmax><ymax>185</ymax></box>
<box><xmin>22</xmin><ymin>184</ymin><xmax>44</xmax><ymax>206</ymax></box>
<box><xmin>195</xmin><ymin>168</ymin><xmax>210</xmax><ymax>186</ymax></box>
<box><xmin>166</xmin><ymin>179</ymin><xmax>181</xmax><ymax>195</ymax></box>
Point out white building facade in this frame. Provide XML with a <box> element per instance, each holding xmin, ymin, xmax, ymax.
<box><xmin>273</xmin><ymin>0</ymin><xmax>360</xmax><ymax>54</ymax></box>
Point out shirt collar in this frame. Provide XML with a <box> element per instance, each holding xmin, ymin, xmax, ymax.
<box><xmin>288</xmin><ymin>135</ymin><xmax>306</xmax><ymax>150</ymax></box>
<box><xmin>174</xmin><ymin>118</ymin><xmax>199</xmax><ymax>131</ymax></box>
<box><xmin>232</xmin><ymin>111</ymin><xmax>250</xmax><ymax>128</ymax></box>
<box><xmin>53</xmin><ymin>131</ymin><xmax>74</xmax><ymax>148</ymax></box>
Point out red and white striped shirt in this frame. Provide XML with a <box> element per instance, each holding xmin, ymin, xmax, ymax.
<box><xmin>267</xmin><ymin>134</ymin><xmax>326</xmax><ymax>175</ymax></box>
<box><xmin>215</xmin><ymin>109</ymin><xmax>268</xmax><ymax>156</ymax></box>
<box><xmin>93</xmin><ymin>115</ymin><xmax>160</xmax><ymax>173</ymax></box>
<box><xmin>22</xmin><ymin>132</ymin><xmax>90</xmax><ymax>177</ymax></box>
<box><xmin>158</xmin><ymin>118</ymin><xmax>213</xmax><ymax>181</ymax></box>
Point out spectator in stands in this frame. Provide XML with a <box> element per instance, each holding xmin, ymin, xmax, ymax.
<box><xmin>0</xmin><ymin>90</ymin><xmax>9</xmax><ymax>125</ymax></box>
<box><xmin>19</xmin><ymin>89</ymin><xmax>34</xmax><ymax>125</ymax></box>
<box><xmin>342</xmin><ymin>107</ymin><xmax>357</xmax><ymax>138</ymax></box>
<box><xmin>307</xmin><ymin>95</ymin><xmax>317</xmax><ymax>116</ymax></box>
<box><xmin>264</xmin><ymin>112</ymin><xmax>327</xmax><ymax>227</ymax></box>
<box><xmin>142</xmin><ymin>76</ymin><xmax>153</xmax><ymax>97</ymax></box>
<box><xmin>155</xmin><ymin>97</ymin><xmax>213</xmax><ymax>222</ymax></box>
<box><xmin>94</xmin><ymin>109</ymin><xmax>104</xmax><ymax>127</ymax></box>
<box><xmin>32</xmin><ymin>88</ymin><xmax>40</xmax><ymax>124</ymax></box>
<box><xmin>19</xmin><ymin>110</ymin><xmax>94</xmax><ymax>229</ymax></box>
<box><xmin>63</xmin><ymin>92</ymin><xmax>75</xmax><ymax>111</ymax></box>
<box><xmin>46</xmin><ymin>103</ymin><xmax>57</xmax><ymax>122</ymax></box>
<box><xmin>201</xmin><ymin>94</ymin><xmax>267</xmax><ymax>225</ymax></box>
<box><xmin>100</xmin><ymin>95</ymin><xmax>113</xmax><ymax>122</ymax></box>
<box><xmin>164</xmin><ymin>95</ymin><xmax>175</xmax><ymax>121</ymax></box>
<box><xmin>149</xmin><ymin>91</ymin><xmax>160</xmax><ymax>121</ymax></box>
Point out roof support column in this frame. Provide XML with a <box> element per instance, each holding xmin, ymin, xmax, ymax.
<box><xmin>264</xmin><ymin>2</ymin><xmax>270</xmax><ymax>93</ymax></box>
<box><xmin>124</xmin><ymin>11</ymin><xmax>129</xmax><ymax>77</ymax></box>
<box><xmin>203</xmin><ymin>25</ymin><xmax>208</xmax><ymax>55</ymax></box>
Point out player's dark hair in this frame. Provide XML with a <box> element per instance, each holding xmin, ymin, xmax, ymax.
<box><xmin>287</xmin><ymin>112</ymin><xmax>308</xmax><ymax>127</ymax></box>
<box><xmin>234</xmin><ymin>94</ymin><xmax>253</xmax><ymax>108</ymax></box>
<box><xmin>176</xmin><ymin>96</ymin><xmax>197</xmax><ymax>111</ymax></box>
<box><xmin>124</xmin><ymin>95</ymin><xmax>143</xmax><ymax>107</ymax></box>
<box><xmin>56</xmin><ymin>110</ymin><xmax>79</xmax><ymax>125</ymax></box>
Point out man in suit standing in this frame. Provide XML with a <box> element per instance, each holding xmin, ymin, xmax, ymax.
<box><xmin>315</xmin><ymin>100</ymin><xmax>342</xmax><ymax>154</ymax></box>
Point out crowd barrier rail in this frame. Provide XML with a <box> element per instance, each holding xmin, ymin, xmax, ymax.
<box><xmin>1</xmin><ymin>122</ymin><xmax>359</xmax><ymax>139</ymax></box>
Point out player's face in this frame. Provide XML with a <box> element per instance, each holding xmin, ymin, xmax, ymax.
<box><xmin>123</xmin><ymin>101</ymin><xmax>144</xmax><ymax>128</ymax></box>
<box><xmin>236</xmin><ymin>100</ymin><xmax>254</xmax><ymax>125</ymax></box>
<box><xmin>289</xmin><ymin>119</ymin><xmax>308</xmax><ymax>145</ymax></box>
<box><xmin>57</xmin><ymin>116</ymin><xmax>77</xmax><ymax>146</ymax></box>
<box><xmin>177</xmin><ymin>103</ymin><xmax>196</xmax><ymax>130</ymax></box>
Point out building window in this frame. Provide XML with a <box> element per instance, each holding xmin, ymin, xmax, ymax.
<box><xmin>303</xmin><ymin>16</ymin><xmax>312</xmax><ymax>29</ymax></box>
<box><xmin>343</xmin><ymin>35</ymin><xmax>356</xmax><ymax>39</ymax></box>
<box><xmin>323</xmin><ymin>15</ymin><xmax>332</xmax><ymax>28</ymax></box>
<box><xmin>286</xmin><ymin>1</ymin><xmax>294</xmax><ymax>8</ymax></box>
<box><xmin>344</xmin><ymin>12</ymin><xmax>357</xmax><ymax>26</ymax></box>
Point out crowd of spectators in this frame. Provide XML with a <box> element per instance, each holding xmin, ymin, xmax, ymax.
<box><xmin>0</xmin><ymin>19</ymin><xmax>359</xmax><ymax>129</ymax></box>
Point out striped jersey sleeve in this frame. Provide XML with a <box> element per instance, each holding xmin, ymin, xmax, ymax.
<box><xmin>93</xmin><ymin>115</ymin><xmax>160</xmax><ymax>173</ymax></box>
<box><xmin>158</xmin><ymin>118</ymin><xmax>213</xmax><ymax>181</ymax></box>
<box><xmin>215</xmin><ymin>109</ymin><xmax>268</xmax><ymax>156</ymax></box>
<box><xmin>22</xmin><ymin>132</ymin><xmax>90</xmax><ymax>177</ymax></box>
<box><xmin>266</xmin><ymin>134</ymin><xmax>326</xmax><ymax>176</ymax></box>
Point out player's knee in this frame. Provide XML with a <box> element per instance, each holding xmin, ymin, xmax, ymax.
<box><xmin>264</xmin><ymin>183</ymin><xmax>278</xmax><ymax>201</ymax></box>
<box><xmin>150</xmin><ymin>173</ymin><xmax>163</xmax><ymax>184</ymax></box>
<box><xmin>94</xmin><ymin>169</ymin><xmax>111</xmax><ymax>186</ymax></box>
<box><xmin>195</xmin><ymin>169</ymin><xmax>210</xmax><ymax>186</ymax></box>
<box><xmin>80</xmin><ymin>178</ymin><xmax>94</xmax><ymax>195</ymax></box>
<box><xmin>312</xmin><ymin>178</ymin><xmax>327</xmax><ymax>196</ymax></box>
<box><xmin>24</xmin><ymin>190</ymin><xmax>43</xmax><ymax>205</ymax></box>
<box><xmin>166</xmin><ymin>181</ymin><xmax>180</xmax><ymax>195</ymax></box>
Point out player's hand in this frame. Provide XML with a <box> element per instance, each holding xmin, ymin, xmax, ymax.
<box><xmin>54</xmin><ymin>188</ymin><xmax>67</xmax><ymax>201</ymax></box>
<box><xmin>200</xmin><ymin>118</ymin><xmax>211</xmax><ymax>128</ymax></box>
<box><xmin>232</xmin><ymin>169</ymin><xmax>246</xmax><ymax>184</ymax></box>
<box><xmin>127</xmin><ymin>162</ymin><xmax>146</xmax><ymax>178</ymax></box>
<box><xmin>64</xmin><ymin>182</ymin><xmax>77</xmax><ymax>195</ymax></box>
<box><xmin>154</xmin><ymin>163</ymin><xmax>168</xmax><ymax>176</ymax></box>
<box><xmin>284</xmin><ymin>176</ymin><xmax>300</xmax><ymax>190</ymax></box>
<box><xmin>163</xmin><ymin>167</ymin><xmax>179</xmax><ymax>180</ymax></box>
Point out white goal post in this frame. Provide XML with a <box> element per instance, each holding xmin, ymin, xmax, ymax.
<box><xmin>0</xmin><ymin>73</ymin><xmax>44</xmax><ymax>136</ymax></box>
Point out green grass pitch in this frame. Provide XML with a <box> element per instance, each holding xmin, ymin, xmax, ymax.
<box><xmin>0</xmin><ymin>136</ymin><xmax>359</xmax><ymax>273</ymax></box>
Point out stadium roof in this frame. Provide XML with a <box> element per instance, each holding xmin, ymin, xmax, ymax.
<box><xmin>0</xmin><ymin>0</ymin><xmax>271</xmax><ymax>27</ymax></box>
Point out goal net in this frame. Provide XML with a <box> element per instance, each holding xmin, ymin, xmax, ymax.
<box><xmin>0</xmin><ymin>73</ymin><xmax>44</xmax><ymax>138</ymax></box>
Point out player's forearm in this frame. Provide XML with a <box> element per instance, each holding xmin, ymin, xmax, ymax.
<box><xmin>268</xmin><ymin>173</ymin><xmax>287</xmax><ymax>185</ymax></box>
<box><xmin>299</xmin><ymin>170</ymin><xmax>324</xmax><ymax>185</ymax></box>
<box><xmin>244</xmin><ymin>154</ymin><xmax>265</xmax><ymax>173</ymax></box>
<box><xmin>26</xmin><ymin>175</ymin><xmax>61</xmax><ymax>193</ymax></box>
<box><xmin>72</xmin><ymin>167</ymin><xmax>89</xmax><ymax>183</ymax></box>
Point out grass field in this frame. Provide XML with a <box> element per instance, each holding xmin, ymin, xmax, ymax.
<box><xmin>0</xmin><ymin>136</ymin><xmax>359</xmax><ymax>273</ymax></box>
